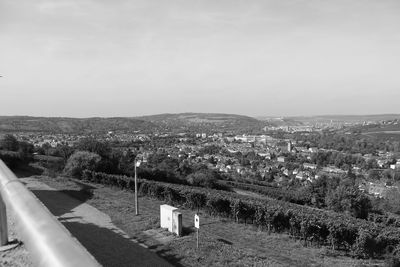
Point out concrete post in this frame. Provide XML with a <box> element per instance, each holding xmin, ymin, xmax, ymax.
<box><xmin>0</xmin><ymin>196</ymin><xmax>8</xmax><ymax>246</ymax></box>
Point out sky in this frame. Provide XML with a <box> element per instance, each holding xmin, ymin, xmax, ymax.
<box><xmin>1</xmin><ymin>0</ymin><xmax>400</xmax><ymax>118</ymax></box>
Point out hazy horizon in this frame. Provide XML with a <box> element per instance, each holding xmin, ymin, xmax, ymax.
<box><xmin>1</xmin><ymin>111</ymin><xmax>400</xmax><ymax>120</ymax></box>
<box><xmin>1</xmin><ymin>0</ymin><xmax>400</xmax><ymax>117</ymax></box>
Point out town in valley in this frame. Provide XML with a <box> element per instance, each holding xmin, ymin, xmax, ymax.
<box><xmin>1</xmin><ymin>113</ymin><xmax>400</xmax><ymax>266</ymax></box>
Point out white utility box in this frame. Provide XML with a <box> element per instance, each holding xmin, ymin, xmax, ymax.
<box><xmin>160</xmin><ymin>204</ymin><xmax>182</xmax><ymax>236</ymax></box>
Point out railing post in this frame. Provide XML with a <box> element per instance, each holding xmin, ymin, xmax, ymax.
<box><xmin>0</xmin><ymin>195</ymin><xmax>7</xmax><ymax>246</ymax></box>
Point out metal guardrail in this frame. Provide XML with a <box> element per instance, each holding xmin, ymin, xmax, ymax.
<box><xmin>0</xmin><ymin>160</ymin><xmax>101</xmax><ymax>267</ymax></box>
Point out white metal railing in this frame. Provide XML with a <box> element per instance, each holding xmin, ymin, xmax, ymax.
<box><xmin>0</xmin><ymin>160</ymin><xmax>101</xmax><ymax>267</ymax></box>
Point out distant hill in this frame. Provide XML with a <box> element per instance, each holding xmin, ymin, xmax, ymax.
<box><xmin>0</xmin><ymin>116</ymin><xmax>158</xmax><ymax>134</ymax></box>
<box><xmin>6</xmin><ymin>113</ymin><xmax>398</xmax><ymax>134</ymax></box>
<box><xmin>286</xmin><ymin>114</ymin><xmax>400</xmax><ymax>124</ymax></box>
<box><xmin>348</xmin><ymin>119</ymin><xmax>400</xmax><ymax>141</ymax></box>
<box><xmin>256</xmin><ymin>117</ymin><xmax>304</xmax><ymax>127</ymax></box>
<box><xmin>0</xmin><ymin>113</ymin><xmax>264</xmax><ymax>134</ymax></box>
<box><xmin>256</xmin><ymin>114</ymin><xmax>400</xmax><ymax>126</ymax></box>
<box><xmin>353</xmin><ymin>118</ymin><xmax>400</xmax><ymax>134</ymax></box>
<box><xmin>138</xmin><ymin>113</ymin><xmax>264</xmax><ymax>133</ymax></box>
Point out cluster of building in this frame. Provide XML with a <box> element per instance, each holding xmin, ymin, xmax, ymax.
<box><xmin>9</xmin><ymin>128</ymin><xmax>400</xmax><ymax>199</ymax></box>
<box><xmin>154</xmin><ymin>133</ymin><xmax>400</xmax><ymax>196</ymax></box>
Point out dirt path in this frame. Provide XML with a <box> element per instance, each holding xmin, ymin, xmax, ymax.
<box><xmin>20</xmin><ymin>177</ymin><xmax>173</xmax><ymax>267</ymax></box>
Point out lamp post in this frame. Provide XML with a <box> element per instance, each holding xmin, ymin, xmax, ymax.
<box><xmin>134</xmin><ymin>159</ymin><xmax>141</xmax><ymax>215</ymax></box>
<box><xmin>134</xmin><ymin>153</ymin><xmax>147</xmax><ymax>216</ymax></box>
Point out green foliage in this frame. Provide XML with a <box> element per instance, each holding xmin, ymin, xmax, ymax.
<box><xmin>0</xmin><ymin>135</ymin><xmax>34</xmax><ymax>168</ymax></box>
<box><xmin>0</xmin><ymin>150</ymin><xmax>23</xmax><ymax>168</ymax></box>
<box><xmin>352</xmin><ymin>229</ymin><xmax>377</xmax><ymax>258</ymax></box>
<box><xmin>385</xmin><ymin>255</ymin><xmax>400</xmax><ymax>267</ymax></box>
<box><xmin>326</xmin><ymin>184</ymin><xmax>372</xmax><ymax>219</ymax></box>
<box><xmin>187</xmin><ymin>169</ymin><xmax>219</xmax><ymax>189</ymax></box>
<box><xmin>221</xmin><ymin>180</ymin><xmax>311</xmax><ymax>205</ymax></box>
<box><xmin>55</xmin><ymin>144</ymin><xmax>74</xmax><ymax>163</ymax></box>
<box><xmin>368</xmin><ymin>169</ymin><xmax>382</xmax><ymax>181</ymax></box>
<box><xmin>75</xmin><ymin>138</ymin><xmax>111</xmax><ymax>158</ymax></box>
<box><xmin>295</xmin><ymin>132</ymin><xmax>393</xmax><ymax>154</ymax></box>
<box><xmin>303</xmin><ymin>175</ymin><xmax>339</xmax><ymax>208</ymax></box>
<box><xmin>63</xmin><ymin>151</ymin><xmax>101</xmax><ymax>178</ymax></box>
<box><xmin>380</xmin><ymin>189</ymin><xmax>400</xmax><ymax>215</ymax></box>
<box><xmin>0</xmin><ymin>134</ymin><xmax>19</xmax><ymax>151</ymax></box>
<box><xmin>147</xmin><ymin>152</ymin><xmax>170</xmax><ymax>165</ymax></box>
<box><xmin>198</xmin><ymin>145</ymin><xmax>222</xmax><ymax>156</ymax></box>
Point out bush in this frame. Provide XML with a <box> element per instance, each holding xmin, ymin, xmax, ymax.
<box><xmin>63</xmin><ymin>151</ymin><xmax>101</xmax><ymax>178</ymax></box>
<box><xmin>187</xmin><ymin>170</ymin><xmax>218</xmax><ymax>189</ymax></box>
<box><xmin>0</xmin><ymin>134</ymin><xmax>19</xmax><ymax>151</ymax></box>
<box><xmin>385</xmin><ymin>254</ymin><xmax>400</xmax><ymax>267</ymax></box>
<box><xmin>352</xmin><ymin>229</ymin><xmax>377</xmax><ymax>258</ymax></box>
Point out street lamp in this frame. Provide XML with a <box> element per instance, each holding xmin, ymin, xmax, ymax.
<box><xmin>134</xmin><ymin>158</ymin><xmax>141</xmax><ymax>215</ymax></box>
<box><xmin>134</xmin><ymin>154</ymin><xmax>147</xmax><ymax>216</ymax></box>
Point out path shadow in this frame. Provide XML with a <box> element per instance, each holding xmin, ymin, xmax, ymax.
<box><xmin>31</xmin><ymin>189</ymin><xmax>93</xmax><ymax>217</ymax></box>
<box><xmin>182</xmin><ymin>226</ymin><xmax>195</xmax><ymax>235</ymax></box>
<box><xmin>217</xmin><ymin>238</ymin><xmax>233</xmax><ymax>245</ymax></box>
<box><xmin>200</xmin><ymin>221</ymin><xmax>219</xmax><ymax>227</ymax></box>
<box><xmin>61</xmin><ymin>188</ymin><xmax>94</xmax><ymax>202</ymax></box>
<box><xmin>131</xmin><ymin>236</ymin><xmax>185</xmax><ymax>267</ymax></box>
<box><xmin>13</xmin><ymin>164</ymin><xmax>43</xmax><ymax>178</ymax></box>
<box><xmin>30</xmin><ymin>189</ymin><xmax>183</xmax><ymax>266</ymax></box>
<box><xmin>72</xmin><ymin>180</ymin><xmax>98</xmax><ymax>190</ymax></box>
<box><xmin>63</xmin><ymin>221</ymin><xmax>179</xmax><ymax>267</ymax></box>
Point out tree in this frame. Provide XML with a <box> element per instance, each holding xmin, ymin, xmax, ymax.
<box><xmin>178</xmin><ymin>160</ymin><xmax>193</xmax><ymax>177</ymax></box>
<box><xmin>382</xmin><ymin>169</ymin><xmax>393</xmax><ymax>182</ymax></box>
<box><xmin>118</xmin><ymin>149</ymin><xmax>137</xmax><ymax>174</ymax></box>
<box><xmin>365</xmin><ymin>159</ymin><xmax>379</xmax><ymax>170</ymax></box>
<box><xmin>199</xmin><ymin>145</ymin><xmax>221</xmax><ymax>156</ymax></box>
<box><xmin>41</xmin><ymin>142</ymin><xmax>52</xmax><ymax>155</ymax></box>
<box><xmin>394</xmin><ymin>170</ymin><xmax>400</xmax><ymax>181</ymax></box>
<box><xmin>325</xmin><ymin>184</ymin><xmax>372</xmax><ymax>219</ymax></box>
<box><xmin>304</xmin><ymin>174</ymin><xmax>336</xmax><ymax>208</ymax></box>
<box><xmin>148</xmin><ymin>152</ymin><xmax>169</xmax><ymax>165</ymax></box>
<box><xmin>0</xmin><ymin>134</ymin><xmax>19</xmax><ymax>151</ymax></box>
<box><xmin>239</xmin><ymin>157</ymin><xmax>251</xmax><ymax>167</ymax></box>
<box><xmin>367</xmin><ymin>169</ymin><xmax>381</xmax><ymax>181</ymax></box>
<box><xmin>55</xmin><ymin>144</ymin><xmax>74</xmax><ymax>164</ymax></box>
<box><xmin>63</xmin><ymin>151</ymin><xmax>101</xmax><ymax>178</ymax></box>
<box><xmin>187</xmin><ymin>169</ymin><xmax>219</xmax><ymax>189</ymax></box>
<box><xmin>95</xmin><ymin>149</ymin><xmax>122</xmax><ymax>174</ymax></box>
<box><xmin>380</xmin><ymin>188</ymin><xmax>400</xmax><ymax>214</ymax></box>
<box><xmin>18</xmin><ymin>141</ymin><xmax>34</xmax><ymax>162</ymax></box>
<box><xmin>75</xmin><ymin>138</ymin><xmax>111</xmax><ymax>158</ymax></box>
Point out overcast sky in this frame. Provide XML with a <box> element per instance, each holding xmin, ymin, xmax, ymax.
<box><xmin>1</xmin><ymin>0</ymin><xmax>400</xmax><ymax>118</ymax></box>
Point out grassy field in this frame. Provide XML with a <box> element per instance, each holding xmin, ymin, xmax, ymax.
<box><xmin>36</xmin><ymin>175</ymin><xmax>385</xmax><ymax>267</ymax></box>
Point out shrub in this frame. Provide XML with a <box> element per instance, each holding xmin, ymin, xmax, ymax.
<box><xmin>63</xmin><ymin>151</ymin><xmax>101</xmax><ymax>178</ymax></box>
<box><xmin>352</xmin><ymin>229</ymin><xmax>377</xmax><ymax>258</ymax></box>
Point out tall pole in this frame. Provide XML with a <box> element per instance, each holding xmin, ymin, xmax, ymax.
<box><xmin>196</xmin><ymin>228</ymin><xmax>199</xmax><ymax>249</ymax></box>
<box><xmin>134</xmin><ymin>160</ymin><xmax>138</xmax><ymax>215</ymax></box>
